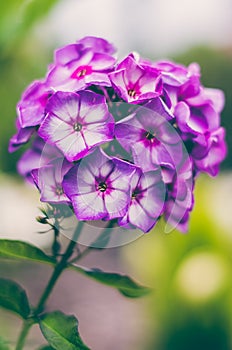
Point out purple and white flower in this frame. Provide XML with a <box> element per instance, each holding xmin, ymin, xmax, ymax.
<box><xmin>9</xmin><ymin>36</ymin><xmax>227</xmax><ymax>233</ymax></box>
<box><xmin>154</xmin><ymin>60</ymin><xmax>200</xmax><ymax>89</ymax></box>
<box><xmin>39</xmin><ymin>90</ymin><xmax>114</xmax><ymax>162</ymax></box>
<box><xmin>32</xmin><ymin>159</ymin><xmax>72</xmax><ymax>204</ymax></box>
<box><xmin>77</xmin><ymin>36</ymin><xmax>116</xmax><ymax>55</ymax></box>
<box><xmin>174</xmin><ymin>91</ymin><xmax>220</xmax><ymax>136</ymax></box>
<box><xmin>17</xmin><ymin>137</ymin><xmax>62</xmax><ymax>182</ymax></box>
<box><xmin>9</xmin><ymin>80</ymin><xmax>53</xmax><ymax>152</ymax></box>
<box><xmin>17</xmin><ymin>80</ymin><xmax>53</xmax><ymax>128</ymax></box>
<box><xmin>9</xmin><ymin>123</ymin><xmax>35</xmax><ymax>153</ymax></box>
<box><xmin>109</xmin><ymin>55</ymin><xmax>162</xmax><ymax>103</ymax></box>
<box><xmin>119</xmin><ymin>168</ymin><xmax>166</xmax><ymax>232</ymax></box>
<box><xmin>63</xmin><ymin>147</ymin><xmax>136</xmax><ymax>221</ymax></box>
<box><xmin>46</xmin><ymin>41</ymin><xmax>116</xmax><ymax>92</ymax></box>
<box><xmin>115</xmin><ymin>99</ymin><xmax>182</xmax><ymax>171</ymax></box>
<box><xmin>194</xmin><ymin>127</ymin><xmax>227</xmax><ymax>176</ymax></box>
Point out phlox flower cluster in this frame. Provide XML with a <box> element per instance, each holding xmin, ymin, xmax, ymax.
<box><xmin>9</xmin><ymin>36</ymin><xmax>227</xmax><ymax>233</ymax></box>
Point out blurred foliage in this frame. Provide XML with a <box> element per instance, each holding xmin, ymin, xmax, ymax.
<box><xmin>0</xmin><ymin>0</ymin><xmax>60</xmax><ymax>174</ymax></box>
<box><xmin>124</xmin><ymin>175</ymin><xmax>232</xmax><ymax>350</ymax></box>
<box><xmin>0</xmin><ymin>0</ymin><xmax>59</xmax><ymax>52</ymax></box>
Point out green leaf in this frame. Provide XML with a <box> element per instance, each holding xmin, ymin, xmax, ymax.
<box><xmin>39</xmin><ymin>311</ymin><xmax>90</xmax><ymax>350</ymax></box>
<box><xmin>70</xmin><ymin>265</ymin><xmax>151</xmax><ymax>298</ymax></box>
<box><xmin>37</xmin><ymin>346</ymin><xmax>54</xmax><ymax>350</ymax></box>
<box><xmin>0</xmin><ymin>336</ymin><xmax>10</xmax><ymax>350</ymax></box>
<box><xmin>0</xmin><ymin>240</ymin><xmax>55</xmax><ymax>265</ymax></box>
<box><xmin>0</xmin><ymin>278</ymin><xmax>30</xmax><ymax>319</ymax></box>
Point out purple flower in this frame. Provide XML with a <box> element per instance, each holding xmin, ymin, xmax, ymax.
<box><xmin>131</xmin><ymin>56</ymin><xmax>200</xmax><ymax>104</ymax></box>
<box><xmin>46</xmin><ymin>42</ymin><xmax>116</xmax><ymax>92</ymax></box>
<box><xmin>151</xmin><ymin>61</ymin><xmax>201</xmax><ymax>112</ymax></box>
<box><xmin>194</xmin><ymin>127</ymin><xmax>227</xmax><ymax>176</ymax></box>
<box><xmin>154</xmin><ymin>60</ymin><xmax>200</xmax><ymax>88</ymax></box>
<box><xmin>115</xmin><ymin>99</ymin><xmax>183</xmax><ymax>171</ymax></box>
<box><xmin>109</xmin><ymin>55</ymin><xmax>162</xmax><ymax>103</ymax></box>
<box><xmin>17</xmin><ymin>80</ymin><xmax>53</xmax><ymax>128</ymax></box>
<box><xmin>9</xmin><ymin>81</ymin><xmax>53</xmax><ymax>152</ymax></box>
<box><xmin>17</xmin><ymin>137</ymin><xmax>62</xmax><ymax>182</ymax></box>
<box><xmin>8</xmin><ymin>123</ymin><xmax>35</xmax><ymax>153</ymax></box>
<box><xmin>9</xmin><ymin>36</ymin><xmax>227</xmax><ymax>234</ymax></box>
<box><xmin>119</xmin><ymin>168</ymin><xmax>166</xmax><ymax>232</ymax></box>
<box><xmin>38</xmin><ymin>91</ymin><xmax>114</xmax><ymax>162</ymax></box>
<box><xmin>202</xmin><ymin>88</ymin><xmax>225</xmax><ymax>114</ymax></box>
<box><xmin>77</xmin><ymin>36</ymin><xmax>116</xmax><ymax>55</ymax></box>
<box><xmin>63</xmin><ymin>148</ymin><xmax>136</xmax><ymax>221</ymax></box>
<box><xmin>32</xmin><ymin>159</ymin><xmax>72</xmax><ymax>204</ymax></box>
<box><xmin>174</xmin><ymin>90</ymin><xmax>221</xmax><ymax>136</ymax></box>
<box><xmin>172</xmin><ymin>86</ymin><xmax>225</xmax><ymax>176</ymax></box>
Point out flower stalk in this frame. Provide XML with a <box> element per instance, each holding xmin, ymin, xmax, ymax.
<box><xmin>15</xmin><ymin>221</ymin><xmax>85</xmax><ymax>350</ymax></box>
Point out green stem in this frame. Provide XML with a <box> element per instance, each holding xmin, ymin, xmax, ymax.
<box><xmin>69</xmin><ymin>245</ymin><xmax>91</xmax><ymax>264</ymax></box>
<box><xmin>69</xmin><ymin>221</ymin><xmax>113</xmax><ymax>264</ymax></box>
<box><xmin>15</xmin><ymin>221</ymin><xmax>85</xmax><ymax>350</ymax></box>
<box><xmin>15</xmin><ymin>319</ymin><xmax>33</xmax><ymax>350</ymax></box>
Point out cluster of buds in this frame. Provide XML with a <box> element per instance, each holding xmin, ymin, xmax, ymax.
<box><xmin>9</xmin><ymin>36</ymin><xmax>226</xmax><ymax>233</ymax></box>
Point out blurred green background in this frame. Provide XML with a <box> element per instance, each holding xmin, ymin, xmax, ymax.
<box><xmin>0</xmin><ymin>1</ymin><xmax>232</xmax><ymax>349</ymax></box>
<box><xmin>125</xmin><ymin>174</ymin><xmax>232</xmax><ymax>349</ymax></box>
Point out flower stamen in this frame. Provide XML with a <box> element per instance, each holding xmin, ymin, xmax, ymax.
<box><xmin>55</xmin><ymin>186</ymin><xmax>64</xmax><ymax>196</ymax></box>
<box><xmin>132</xmin><ymin>192</ymin><xmax>137</xmax><ymax>199</ymax></box>
<box><xmin>145</xmin><ymin>131</ymin><xmax>154</xmax><ymax>140</ymax></box>
<box><xmin>127</xmin><ymin>89</ymin><xmax>136</xmax><ymax>98</ymax></box>
<box><xmin>77</xmin><ymin>69</ymin><xmax>87</xmax><ymax>78</ymax></box>
<box><xmin>144</xmin><ymin>130</ymin><xmax>160</xmax><ymax>145</ymax></box>
<box><xmin>98</xmin><ymin>182</ymin><xmax>107</xmax><ymax>192</ymax></box>
<box><xmin>73</xmin><ymin>122</ymin><xmax>82</xmax><ymax>132</ymax></box>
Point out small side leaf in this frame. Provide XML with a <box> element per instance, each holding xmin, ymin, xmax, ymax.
<box><xmin>0</xmin><ymin>240</ymin><xmax>55</xmax><ymax>265</ymax></box>
<box><xmin>0</xmin><ymin>278</ymin><xmax>30</xmax><ymax>319</ymax></box>
<box><xmin>70</xmin><ymin>265</ymin><xmax>151</xmax><ymax>298</ymax></box>
<box><xmin>39</xmin><ymin>311</ymin><xmax>90</xmax><ymax>350</ymax></box>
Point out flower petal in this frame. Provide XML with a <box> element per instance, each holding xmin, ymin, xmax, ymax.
<box><xmin>45</xmin><ymin>91</ymin><xmax>79</xmax><ymax>124</ymax></box>
<box><xmin>128</xmin><ymin>200</ymin><xmax>157</xmax><ymax>232</ymax></box>
<box><xmin>83</xmin><ymin>121</ymin><xmax>114</xmax><ymax>148</ymax></box>
<box><xmin>71</xmin><ymin>192</ymin><xmax>106</xmax><ymax>220</ymax></box>
<box><xmin>104</xmin><ymin>189</ymin><xmax>130</xmax><ymax>219</ymax></box>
